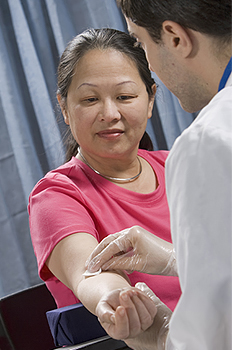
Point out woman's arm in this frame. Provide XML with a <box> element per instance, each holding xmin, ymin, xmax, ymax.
<box><xmin>46</xmin><ymin>232</ymin><xmax>157</xmax><ymax>338</ymax></box>
<box><xmin>46</xmin><ymin>232</ymin><xmax>130</xmax><ymax>314</ymax></box>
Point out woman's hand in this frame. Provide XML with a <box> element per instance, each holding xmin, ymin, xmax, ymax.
<box><xmin>96</xmin><ymin>283</ymin><xmax>172</xmax><ymax>350</ymax></box>
<box><xmin>86</xmin><ymin>226</ymin><xmax>177</xmax><ymax>276</ymax></box>
<box><xmin>96</xmin><ymin>286</ymin><xmax>157</xmax><ymax>340</ymax></box>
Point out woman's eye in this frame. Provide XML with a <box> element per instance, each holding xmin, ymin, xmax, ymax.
<box><xmin>84</xmin><ymin>97</ymin><xmax>98</xmax><ymax>103</ymax></box>
<box><xmin>117</xmin><ymin>95</ymin><xmax>135</xmax><ymax>101</ymax></box>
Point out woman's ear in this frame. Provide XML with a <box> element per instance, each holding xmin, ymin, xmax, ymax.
<box><xmin>148</xmin><ymin>84</ymin><xmax>156</xmax><ymax>119</ymax></box>
<box><xmin>161</xmin><ymin>21</ymin><xmax>193</xmax><ymax>58</ymax></box>
<box><xmin>57</xmin><ymin>94</ymin><xmax>70</xmax><ymax>125</ymax></box>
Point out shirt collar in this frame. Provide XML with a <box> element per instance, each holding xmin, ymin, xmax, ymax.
<box><xmin>218</xmin><ymin>57</ymin><xmax>232</xmax><ymax>91</ymax></box>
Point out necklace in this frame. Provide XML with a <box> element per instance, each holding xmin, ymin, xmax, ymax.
<box><xmin>78</xmin><ymin>148</ymin><xmax>142</xmax><ymax>183</ymax></box>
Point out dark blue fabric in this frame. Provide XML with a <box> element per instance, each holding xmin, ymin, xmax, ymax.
<box><xmin>218</xmin><ymin>57</ymin><xmax>232</xmax><ymax>91</ymax></box>
<box><xmin>46</xmin><ymin>303</ymin><xmax>107</xmax><ymax>347</ymax></box>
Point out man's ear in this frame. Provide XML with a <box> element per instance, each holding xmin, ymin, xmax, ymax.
<box><xmin>148</xmin><ymin>84</ymin><xmax>156</xmax><ymax>119</ymax></box>
<box><xmin>161</xmin><ymin>21</ymin><xmax>193</xmax><ymax>58</ymax></box>
<box><xmin>57</xmin><ymin>94</ymin><xmax>69</xmax><ymax>125</ymax></box>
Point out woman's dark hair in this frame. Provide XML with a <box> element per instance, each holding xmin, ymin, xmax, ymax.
<box><xmin>117</xmin><ymin>0</ymin><xmax>231</xmax><ymax>44</ymax></box>
<box><xmin>57</xmin><ymin>28</ymin><xmax>155</xmax><ymax>161</ymax></box>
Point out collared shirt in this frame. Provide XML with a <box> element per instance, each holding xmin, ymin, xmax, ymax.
<box><xmin>166</xmin><ymin>72</ymin><xmax>232</xmax><ymax>349</ymax></box>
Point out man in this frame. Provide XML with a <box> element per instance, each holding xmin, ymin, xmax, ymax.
<box><xmin>86</xmin><ymin>1</ymin><xmax>232</xmax><ymax>349</ymax></box>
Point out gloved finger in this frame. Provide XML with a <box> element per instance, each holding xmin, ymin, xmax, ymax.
<box><xmin>100</xmin><ymin>248</ymin><xmax>146</xmax><ymax>274</ymax></box>
<box><xmin>132</xmin><ymin>290</ymin><xmax>157</xmax><ymax>326</ymax></box>
<box><xmin>87</xmin><ymin>233</ymin><xmax>133</xmax><ymax>272</ymax></box>
<box><xmin>85</xmin><ymin>235</ymin><xmax>117</xmax><ymax>268</ymax></box>
<box><xmin>135</xmin><ymin>282</ymin><xmax>163</xmax><ymax>307</ymax></box>
<box><xmin>121</xmin><ymin>290</ymin><xmax>157</xmax><ymax>333</ymax></box>
<box><xmin>100</xmin><ymin>253</ymin><xmax>136</xmax><ymax>272</ymax></box>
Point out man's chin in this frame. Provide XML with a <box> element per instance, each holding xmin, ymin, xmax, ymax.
<box><xmin>178</xmin><ymin>99</ymin><xmax>203</xmax><ymax>114</ymax></box>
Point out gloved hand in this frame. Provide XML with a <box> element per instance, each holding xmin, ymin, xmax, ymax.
<box><xmin>86</xmin><ymin>226</ymin><xmax>177</xmax><ymax>276</ymax></box>
<box><xmin>96</xmin><ymin>282</ymin><xmax>172</xmax><ymax>350</ymax></box>
<box><xmin>134</xmin><ymin>282</ymin><xmax>172</xmax><ymax>350</ymax></box>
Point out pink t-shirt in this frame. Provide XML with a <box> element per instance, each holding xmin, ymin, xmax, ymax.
<box><xmin>28</xmin><ymin>149</ymin><xmax>181</xmax><ymax>311</ymax></box>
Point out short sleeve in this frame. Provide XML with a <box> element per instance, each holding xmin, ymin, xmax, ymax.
<box><xmin>28</xmin><ymin>173</ymin><xmax>98</xmax><ymax>280</ymax></box>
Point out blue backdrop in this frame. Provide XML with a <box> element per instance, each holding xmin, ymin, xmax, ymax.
<box><xmin>0</xmin><ymin>0</ymin><xmax>195</xmax><ymax>298</ymax></box>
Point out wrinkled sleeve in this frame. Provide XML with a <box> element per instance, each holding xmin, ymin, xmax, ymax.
<box><xmin>28</xmin><ymin>173</ymin><xmax>98</xmax><ymax>281</ymax></box>
<box><xmin>165</xmin><ymin>113</ymin><xmax>232</xmax><ymax>350</ymax></box>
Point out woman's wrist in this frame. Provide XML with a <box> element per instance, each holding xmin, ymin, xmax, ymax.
<box><xmin>77</xmin><ymin>271</ymin><xmax>131</xmax><ymax>315</ymax></box>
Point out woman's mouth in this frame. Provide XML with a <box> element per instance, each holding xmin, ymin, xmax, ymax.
<box><xmin>97</xmin><ymin>129</ymin><xmax>124</xmax><ymax>139</ymax></box>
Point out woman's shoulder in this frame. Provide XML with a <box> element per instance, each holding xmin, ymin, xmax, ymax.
<box><xmin>30</xmin><ymin>157</ymin><xmax>82</xmax><ymax>196</ymax></box>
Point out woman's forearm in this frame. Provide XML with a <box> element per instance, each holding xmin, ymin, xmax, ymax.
<box><xmin>76</xmin><ymin>270</ymin><xmax>131</xmax><ymax>314</ymax></box>
<box><xmin>46</xmin><ymin>233</ymin><xmax>131</xmax><ymax>315</ymax></box>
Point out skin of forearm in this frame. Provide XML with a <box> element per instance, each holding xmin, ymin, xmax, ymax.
<box><xmin>76</xmin><ymin>270</ymin><xmax>131</xmax><ymax>315</ymax></box>
<box><xmin>46</xmin><ymin>233</ymin><xmax>132</xmax><ymax>315</ymax></box>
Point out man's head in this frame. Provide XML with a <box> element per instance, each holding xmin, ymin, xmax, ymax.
<box><xmin>117</xmin><ymin>0</ymin><xmax>231</xmax><ymax>45</ymax></box>
<box><xmin>117</xmin><ymin>0</ymin><xmax>231</xmax><ymax>112</ymax></box>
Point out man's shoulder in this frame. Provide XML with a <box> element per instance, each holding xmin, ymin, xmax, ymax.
<box><xmin>194</xmin><ymin>86</ymin><xmax>232</xmax><ymax>133</ymax></box>
<box><xmin>175</xmin><ymin>85</ymin><xmax>231</xmax><ymax>146</ymax></box>
<box><xmin>167</xmin><ymin>86</ymin><xmax>232</xmax><ymax>170</ymax></box>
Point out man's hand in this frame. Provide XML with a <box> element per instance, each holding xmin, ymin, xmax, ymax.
<box><xmin>86</xmin><ymin>226</ymin><xmax>177</xmax><ymax>276</ymax></box>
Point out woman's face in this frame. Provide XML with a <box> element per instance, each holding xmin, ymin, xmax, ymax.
<box><xmin>61</xmin><ymin>48</ymin><xmax>154</xmax><ymax>160</ymax></box>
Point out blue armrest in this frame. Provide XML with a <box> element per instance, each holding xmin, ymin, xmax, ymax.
<box><xmin>46</xmin><ymin>303</ymin><xmax>107</xmax><ymax>347</ymax></box>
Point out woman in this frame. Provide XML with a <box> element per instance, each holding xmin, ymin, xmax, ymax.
<box><xmin>28</xmin><ymin>28</ymin><xmax>180</xmax><ymax>322</ymax></box>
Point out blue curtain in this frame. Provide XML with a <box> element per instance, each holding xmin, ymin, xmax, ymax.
<box><xmin>0</xmin><ymin>0</ymin><xmax>195</xmax><ymax>298</ymax></box>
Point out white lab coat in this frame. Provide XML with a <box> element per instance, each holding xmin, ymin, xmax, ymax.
<box><xmin>165</xmin><ymin>73</ymin><xmax>232</xmax><ymax>350</ymax></box>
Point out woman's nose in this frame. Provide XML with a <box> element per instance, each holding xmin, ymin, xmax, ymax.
<box><xmin>98</xmin><ymin>99</ymin><xmax>121</xmax><ymax>122</ymax></box>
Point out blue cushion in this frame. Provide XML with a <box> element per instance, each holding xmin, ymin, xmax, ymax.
<box><xmin>46</xmin><ymin>303</ymin><xmax>107</xmax><ymax>346</ymax></box>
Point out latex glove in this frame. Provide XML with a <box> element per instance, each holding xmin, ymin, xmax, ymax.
<box><xmin>133</xmin><ymin>282</ymin><xmax>172</xmax><ymax>350</ymax></box>
<box><xmin>96</xmin><ymin>283</ymin><xmax>172</xmax><ymax>350</ymax></box>
<box><xmin>86</xmin><ymin>226</ymin><xmax>177</xmax><ymax>276</ymax></box>
<box><xmin>96</xmin><ymin>286</ymin><xmax>157</xmax><ymax>341</ymax></box>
